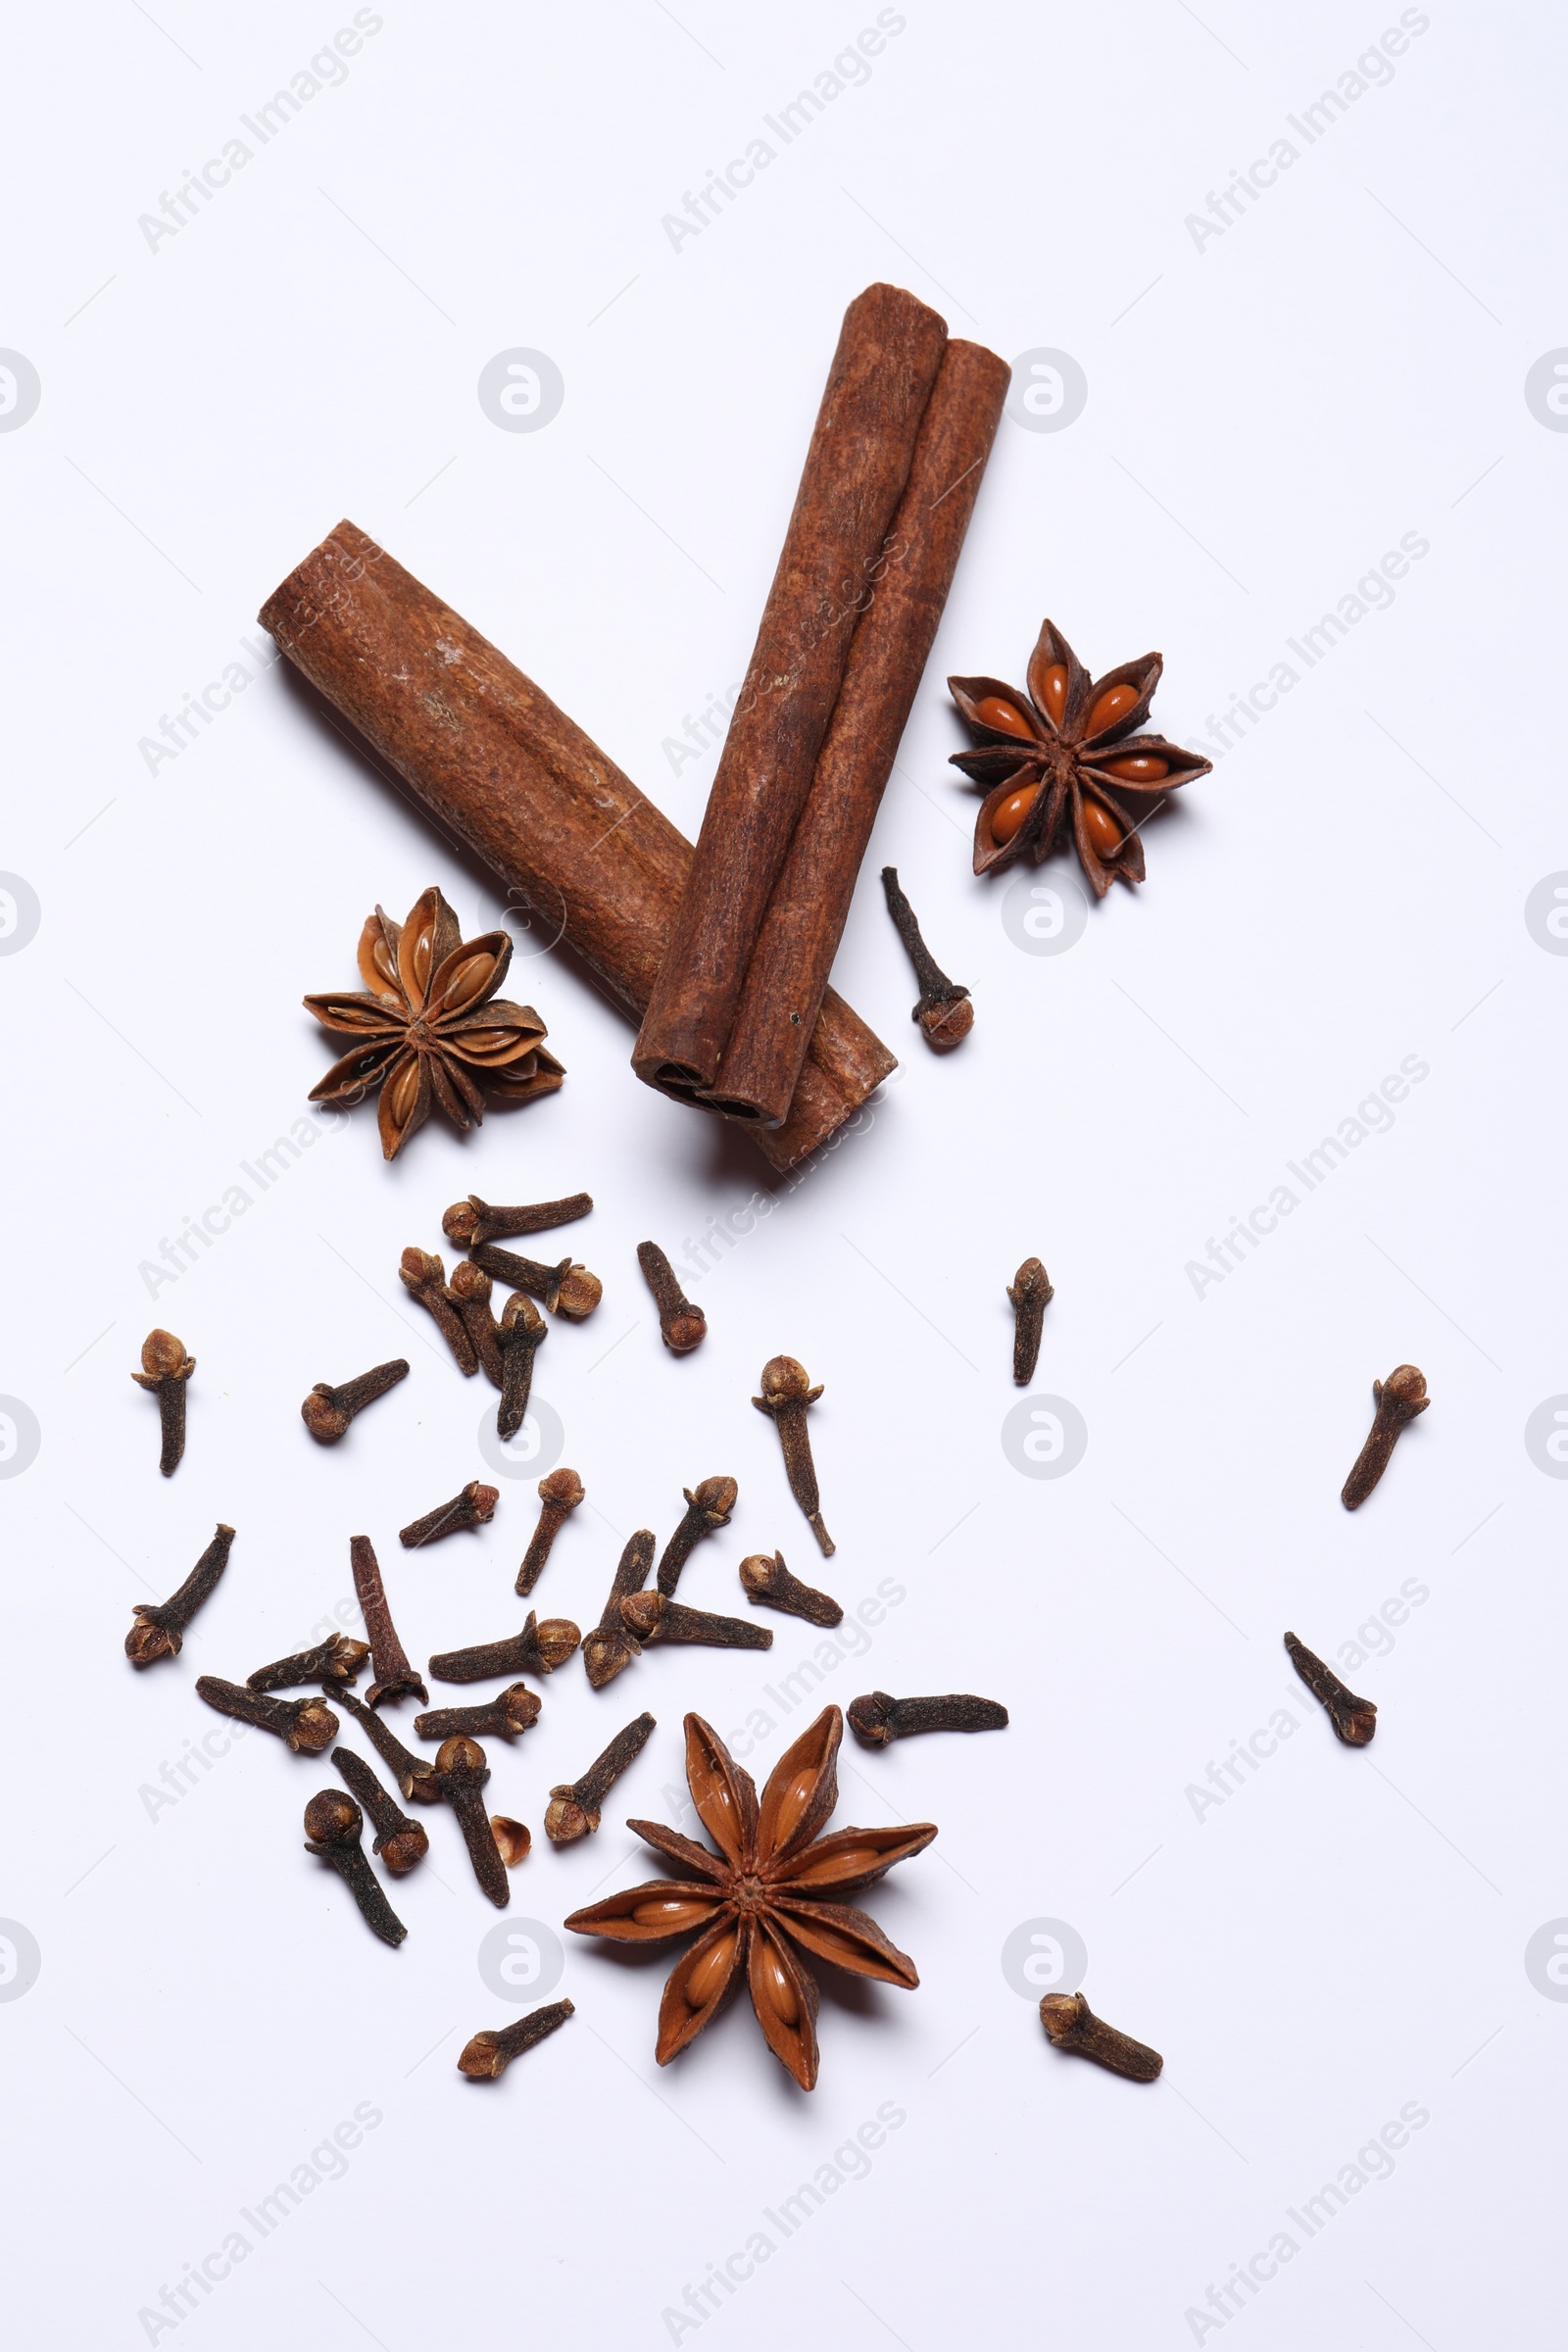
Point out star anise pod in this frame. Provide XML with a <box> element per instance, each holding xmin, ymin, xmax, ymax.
<box><xmin>303</xmin><ymin>887</ymin><xmax>564</xmax><ymax>1158</ymax></box>
<box><xmin>949</xmin><ymin>618</ymin><xmax>1210</xmax><ymax>894</ymax></box>
<box><xmin>564</xmin><ymin>1706</ymin><xmax>935</xmax><ymax>2091</ymax></box>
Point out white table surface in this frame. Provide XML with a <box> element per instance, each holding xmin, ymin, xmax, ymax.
<box><xmin>2</xmin><ymin>3</ymin><xmax>1562</xmax><ymax>2345</ymax></box>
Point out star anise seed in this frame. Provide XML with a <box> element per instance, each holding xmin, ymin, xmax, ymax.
<box><xmin>564</xmin><ymin>1706</ymin><xmax>935</xmax><ymax>2091</ymax></box>
<box><xmin>949</xmin><ymin>618</ymin><xmax>1210</xmax><ymax>895</ymax></box>
<box><xmin>303</xmin><ymin>885</ymin><xmax>564</xmax><ymax>1158</ymax></box>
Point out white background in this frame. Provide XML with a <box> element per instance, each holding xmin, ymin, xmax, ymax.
<box><xmin>2</xmin><ymin>2</ymin><xmax>1564</xmax><ymax>2345</ymax></box>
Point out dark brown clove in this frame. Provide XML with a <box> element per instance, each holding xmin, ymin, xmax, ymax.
<box><xmin>495</xmin><ymin>1292</ymin><xmax>547</xmax><ymax>1441</ymax></box>
<box><xmin>131</xmin><ymin>1329</ymin><xmax>195</xmax><ymax>1476</ymax></box>
<box><xmin>847</xmin><ymin>1690</ymin><xmax>1008</xmax><ymax>1746</ymax></box>
<box><xmin>1040</xmin><ymin>1991</ymin><xmax>1161</xmax><ymax>2082</ymax></box>
<box><xmin>443</xmin><ymin>1192</ymin><xmax>593</xmax><ymax>1248</ymax></box>
<box><xmin>459</xmin><ymin>1997</ymin><xmax>574</xmax><ymax>2080</ymax></box>
<box><xmin>656</xmin><ymin>1476</ymin><xmax>738</xmax><ymax>1595</ymax></box>
<box><xmin>304</xmin><ymin>1789</ymin><xmax>407</xmax><ymax>1945</ymax></box>
<box><xmin>545</xmin><ymin>1711</ymin><xmax>657</xmax><ymax>1843</ymax></box>
<box><xmin>433</xmin><ymin>1735</ymin><xmax>509</xmax><ymax>1907</ymax></box>
<box><xmin>1007</xmin><ymin>1258</ymin><xmax>1054</xmax><ymax>1387</ymax></box>
<box><xmin>447</xmin><ymin>1262</ymin><xmax>504</xmax><ymax>1387</ymax></box>
<box><xmin>738</xmin><ymin>1550</ymin><xmax>843</xmax><ymax>1628</ymax></box>
<box><xmin>1341</xmin><ymin>1363</ymin><xmax>1429</xmax><ymax>1509</ymax></box>
<box><xmin>124</xmin><ymin>1523</ymin><xmax>234</xmax><ymax>1666</ymax></box>
<box><xmin>350</xmin><ymin>1534</ymin><xmax>427</xmax><ymax>1707</ymax></box>
<box><xmin>515</xmin><ymin>1467</ymin><xmax>585</xmax><ymax>1596</ymax></box>
<box><xmin>636</xmin><ymin>1242</ymin><xmax>707</xmax><ymax>1353</ymax></box>
<box><xmin>248</xmin><ymin>1635</ymin><xmax>370</xmax><ymax>1693</ymax></box>
<box><xmin>753</xmin><ymin>1355</ymin><xmax>835</xmax><ymax>1556</ymax></box>
<box><xmin>469</xmin><ymin>1242</ymin><xmax>602</xmax><ymax>1319</ymax></box>
<box><xmin>619</xmin><ymin>1592</ymin><xmax>773</xmax><ymax>1655</ymax></box>
<box><xmin>336</xmin><ymin>1688</ymin><xmax>441</xmax><ymax>1803</ymax></box>
<box><xmin>399</xmin><ymin>1480</ymin><xmax>500</xmax><ymax>1549</ymax></box>
<box><xmin>1285</xmin><ymin>1632</ymin><xmax>1377</xmax><ymax>1745</ymax></box>
<box><xmin>197</xmin><ymin>1677</ymin><xmax>338</xmax><ymax>1753</ymax></box>
<box><xmin>415</xmin><ymin>1684</ymin><xmax>543</xmax><ymax>1742</ymax></box>
<box><xmin>428</xmin><ymin>1611</ymin><xmax>581</xmax><ymax>1685</ymax></box>
<box><xmin>331</xmin><ymin>1746</ymin><xmax>429</xmax><ymax>1873</ymax></box>
<box><xmin>398</xmin><ymin>1247</ymin><xmax>478</xmax><ymax>1374</ymax></box>
<box><xmin>583</xmin><ymin>1530</ymin><xmax>656</xmax><ymax>1690</ymax></box>
<box><xmin>301</xmin><ymin>1357</ymin><xmax>410</xmax><ymax>1444</ymax></box>
<box><xmin>881</xmin><ymin>866</ymin><xmax>973</xmax><ymax>1051</ymax></box>
<box><xmin>491</xmin><ymin>1816</ymin><xmax>532</xmax><ymax>1866</ymax></box>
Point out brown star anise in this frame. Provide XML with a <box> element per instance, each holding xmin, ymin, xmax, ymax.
<box><xmin>564</xmin><ymin>1707</ymin><xmax>935</xmax><ymax>2090</ymax></box>
<box><xmin>304</xmin><ymin>887</ymin><xmax>564</xmax><ymax>1158</ymax></box>
<box><xmin>949</xmin><ymin>618</ymin><xmax>1210</xmax><ymax>893</ymax></box>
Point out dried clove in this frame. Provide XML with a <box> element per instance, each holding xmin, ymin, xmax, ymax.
<box><xmin>636</xmin><ymin>1241</ymin><xmax>707</xmax><ymax>1353</ymax></box>
<box><xmin>1341</xmin><ymin>1363</ymin><xmax>1429</xmax><ymax>1510</ymax></box>
<box><xmin>495</xmin><ymin>1292</ymin><xmax>547</xmax><ymax>1441</ymax></box>
<box><xmin>447</xmin><ymin>1262</ymin><xmax>505</xmax><ymax>1387</ymax></box>
<box><xmin>1285</xmin><ymin>1632</ymin><xmax>1377</xmax><ymax>1745</ymax></box>
<box><xmin>124</xmin><ymin>1523</ymin><xmax>234</xmax><ymax>1666</ymax></box>
<box><xmin>197</xmin><ymin>1677</ymin><xmax>338</xmax><ymax>1753</ymax></box>
<box><xmin>619</xmin><ymin>1591</ymin><xmax>773</xmax><ymax>1655</ymax></box>
<box><xmin>753</xmin><ymin>1355</ymin><xmax>835</xmax><ymax>1556</ymax></box>
<box><xmin>300</xmin><ymin>1357</ymin><xmax>409</xmax><ymax>1444</ymax></box>
<box><xmin>881</xmin><ymin>866</ymin><xmax>973</xmax><ymax>1051</ymax></box>
<box><xmin>433</xmin><ymin>1735</ymin><xmax>510</xmax><ymax>1907</ymax></box>
<box><xmin>491</xmin><ymin>1816</ymin><xmax>531</xmax><ymax>1867</ymax></box>
<box><xmin>458</xmin><ymin>1997</ymin><xmax>574</xmax><ymax>2080</ymax></box>
<box><xmin>399</xmin><ymin>1479</ymin><xmax>499</xmax><ymax>1549</ymax></box>
<box><xmin>247</xmin><ymin>1635</ymin><xmax>369</xmax><ymax>1693</ymax></box>
<box><xmin>131</xmin><ymin>1329</ymin><xmax>195</xmax><ymax>1477</ymax></box>
<box><xmin>443</xmin><ymin>1192</ymin><xmax>593</xmax><ymax>1248</ymax></box>
<box><xmin>336</xmin><ymin>1688</ymin><xmax>441</xmax><ymax>1803</ymax></box>
<box><xmin>427</xmin><ymin>1611</ymin><xmax>581</xmax><ymax>1685</ymax></box>
<box><xmin>545</xmin><ymin>1711</ymin><xmax>657</xmax><ymax>1844</ymax></box>
<box><xmin>848</xmin><ymin>1691</ymin><xmax>1009</xmax><ymax>1746</ymax></box>
<box><xmin>415</xmin><ymin>1684</ymin><xmax>542</xmax><ymax>1742</ymax></box>
<box><xmin>656</xmin><ymin>1475</ymin><xmax>737</xmax><ymax>1594</ymax></box>
<box><xmin>583</xmin><ymin>1530</ymin><xmax>656</xmax><ymax>1689</ymax></box>
<box><xmin>303</xmin><ymin>1789</ymin><xmax>407</xmax><ymax>1946</ymax></box>
<box><xmin>331</xmin><ymin>1747</ymin><xmax>429</xmax><ymax>1874</ymax></box>
<box><xmin>515</xmin><ymin>1467</ymin><xmax>585</xmax><ymax>1596</ymax></box>
<box><xmin>398</xmin><ymin>1247</ymin><xmax>478</xmax><ymax>1374</ymax></box>
<box><xmin>738</xmin><ymin>1550</ymin><xmax>843</xmax><ymax>1628</ymax></box>
<box><xmin>1007</xmin><ymin>1258</ymin><xmax>1054</xmax><ymax>1387</ymax></box>
<box><xmin>1039</xmin><ymin>1991</ymin><xmax>1162</xmax><ymax>2082</ymax></box>
<box><xmin>469</xmin><ymin>1242</ymin><xmax>601</xmax><ymax>1319</ymax></box>
<box><xmin>350</xmin><ymin>1534</ymin><xmax>427</xmax><ymax>1708</ymax></box>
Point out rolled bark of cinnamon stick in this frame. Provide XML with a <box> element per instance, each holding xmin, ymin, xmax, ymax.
<box><xmin>631</xmin><ymin>282</ymin><xmax>949</xmax><ymax>1101</ymax></box>
<box><xmin>706</xmin><ymin>338</ymin><xmax>1010</xmax><ymax>1125</ymax></box>
<box><xmin>258</xmin><ymin>524</ymin><xmax>894</xmax><ymax>1171</ymax></box>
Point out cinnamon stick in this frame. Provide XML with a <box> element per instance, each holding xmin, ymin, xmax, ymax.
<box><xmin>631</xmin><ymin>283</ymin><xmax>949</xmax><ymax>1102</ymax></box>
<box><xmin>259</xmin><ymin>526</ymin><xmax>894</xmax><ymax>1170</ymax></box>
<box><xmin>706</xmin><ymin>338</ymin><xmax>1009</xmax><ymax>1124</ymax></box>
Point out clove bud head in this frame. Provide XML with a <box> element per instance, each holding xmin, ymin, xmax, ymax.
<box><xmin>436</xmin><ymin>1735</ymin><xmax>486</xmax><ymax>1778</ymax></box>
<box><xmin>758</xmin><ymin>1355</ymin><xmax>818</xmax><ymax>1405</ymax></box>
<box><xmin>304</xmin><ymin>1789</ymin><xmax>362</xmax><ymax>1849</ymax></box>
<box><xmin>1379</xmin><ymin>1364</ymin><xmax>1429</xmax><ymax>1410</ymax></box>
<box><xmin>544</xmin><ymin>1789</ymin><xmax>595</xmax><ymax>1844</ymax></box>
<box><xmin>287</xmin><ymin>1699</ymin><xmax>341</xmax><ymax>1755</ymax></box>
<box><xmin>538</xmin><ymin>1466</ymin><xmax>585</xmax><ymax>1510</ymax></box>
<box><xmin>555</xmin><ymin>1265</ymin><xmax>602</xmax><ymax>1319</ymax></box>
<box><xmin>136</xmin><ymin>1329</ymin><xmax>194</xmax><ymax>1383</ymax></box>
<box><xmin>379</xmin><ymin>1824</ymin><xmax>430</xmax><ymax>1876</ymax></box>
<box><xmin>918</xmin><ymin>996</ymin><xmax>974</xmax><ymax>1052</ymax></box>
<box><xmin>124</xmin><ymin>1615</ymin><xmax>178</xmax><ymax>1667</ymax></box>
